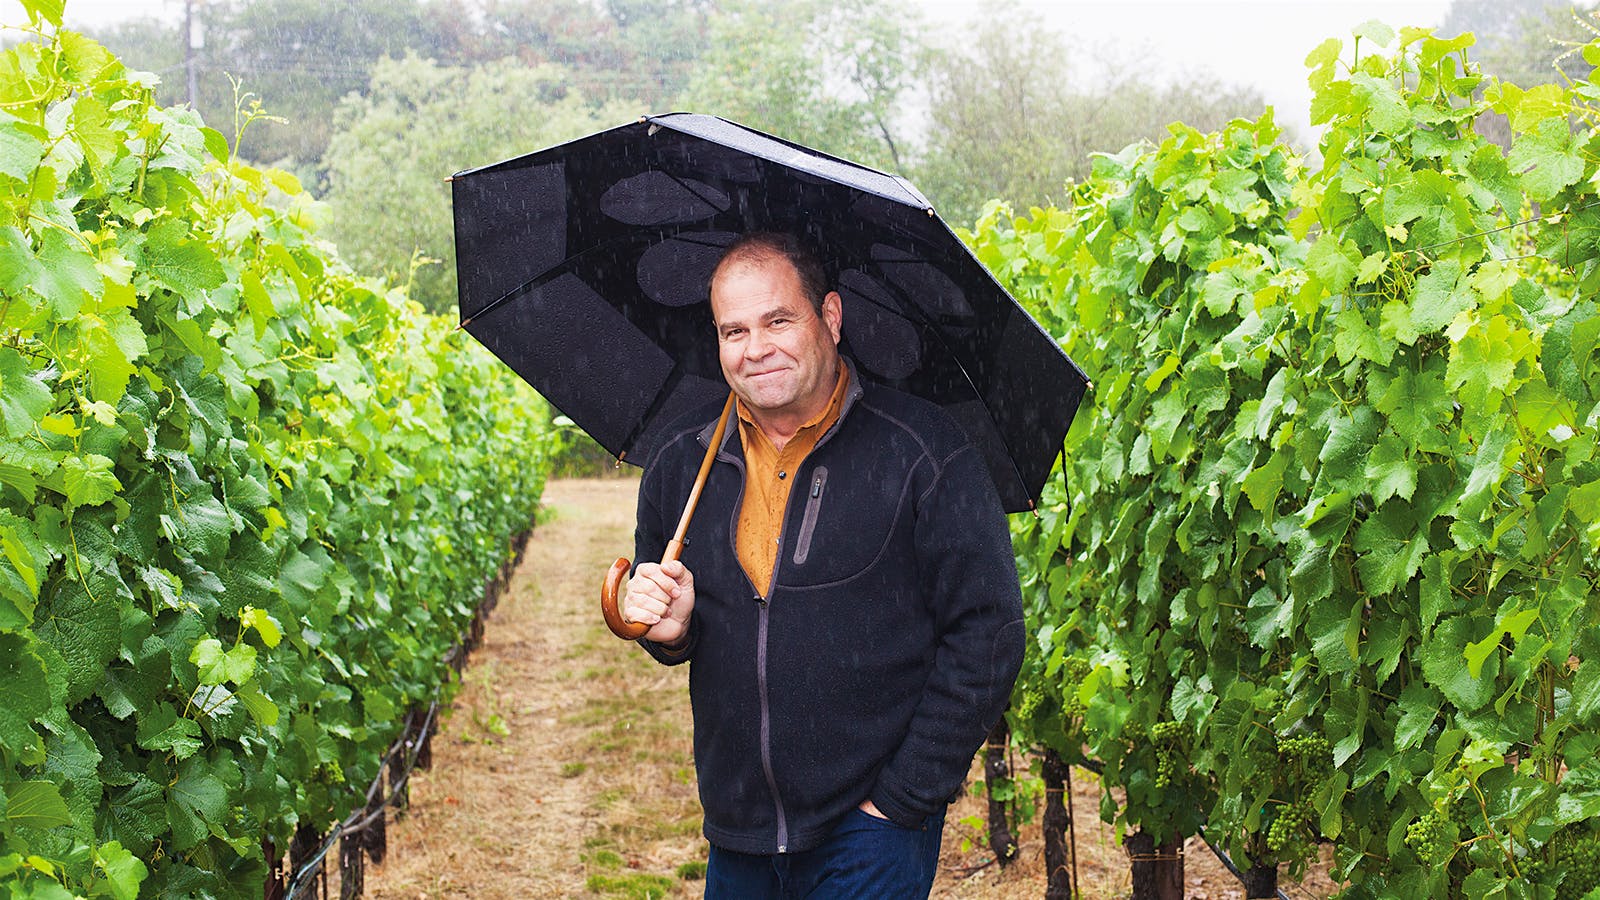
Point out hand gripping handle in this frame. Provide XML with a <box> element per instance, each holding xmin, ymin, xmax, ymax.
<box><xmin>597</xmin><ymin>392</ymin><xmax>735</xmax><ymax>642</ymax></box>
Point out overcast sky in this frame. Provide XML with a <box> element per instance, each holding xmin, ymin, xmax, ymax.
<box><xmin>4</xmin><ymin>0</ymin><xmax>1457</xmax><ymax>142</ymax></box>
<box><xmin>920</xmin><ymin>0</ymin><xmax>1455</xmax><ymax>142</ymax></box>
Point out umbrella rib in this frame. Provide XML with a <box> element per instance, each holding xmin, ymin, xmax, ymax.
<box><xmin>616</xmin><ymin>365</ymin><xmax>693</xmax><ymax>462</ymax></box>
<box><xmin>659</xmin><ymin>169</ymin><xmax>735</xmax><ymax>222</ymax></box>
<box><xmin>859</xmin><ymin>258</ymin><xmax>1032</xmax><ymax>504</ymax></box>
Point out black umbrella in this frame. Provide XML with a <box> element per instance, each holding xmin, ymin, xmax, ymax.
<box><xmin>451</xmin><ymin>113</ymin><xmax>1089</xmax><ymax>513</ymax></box>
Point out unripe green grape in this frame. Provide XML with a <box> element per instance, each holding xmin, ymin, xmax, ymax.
<box><xmin>1151</xmin><ymin>720</ymin><xmax>1183</xmax><ymax>742</ymax></box>
<box><xmin>1263</xmin><ymin>800</ymin><xmax>1314</xmax><ymax>856</ymax></box>
<box><xmin>1404</xmin><ymin>811</ymin><xmax>1455</xmax><ymax>866</ymax></box>
<box><xmin>1549</xmin><ymin>826</ymin><xmax>1600</xmax><ymax>894</ymax></box>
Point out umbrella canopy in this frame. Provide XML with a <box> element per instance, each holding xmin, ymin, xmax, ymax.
<box><xmin>451</xmin><ymin>113</ymin><xmax>1089</xmax><ymax>512</ymax></box>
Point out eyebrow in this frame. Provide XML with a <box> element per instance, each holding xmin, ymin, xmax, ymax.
<box><xmin>717</xmin><ymin>302</ymin><xmax>808</xmax><ymax>332</ymax></box>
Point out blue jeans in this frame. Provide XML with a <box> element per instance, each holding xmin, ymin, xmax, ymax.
<box><xmin>704</xmin><ymin>805</ymin><xmax>946</xmax><ymax>899</ymax></box>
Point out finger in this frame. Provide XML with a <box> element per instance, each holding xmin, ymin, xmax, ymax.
<box><xmin>624</xmin><ymin>578</ymin><xmax>668</xmax><ymax>609</ymax></box>
<box><xmin>642</xmin><ymin>567</ymin><xmax>683</xmax><ymax>598</ymax></box>
<box><xmin>625</xmin><ymin>594</ymin><xmax>670</xmax><ymax>624</ymax></box>
<box><xmin>660</xmin><ymin>559</ymin><xmax>694</xmax><ymax>588</ymax></box>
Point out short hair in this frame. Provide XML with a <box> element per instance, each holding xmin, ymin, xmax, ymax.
<box><xmin>710</xmin><ymin>232</ymin><xmax>829</xmax><ymax>315</ymax></box>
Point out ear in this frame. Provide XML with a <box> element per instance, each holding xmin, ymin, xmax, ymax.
<box><xmin>822</xmin><ymin>291</ymin><xmax>843</xmax><ymax>345</ymax></box>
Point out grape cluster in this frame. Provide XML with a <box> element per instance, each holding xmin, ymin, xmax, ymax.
<box><xmin>1278</xmin><ymin>734</ymin><xmax>1330</xmax><ymax>770</ymax></box>
<box><xmin>1266</xmin><ymin>802</ymin><xmax>1305</xmax><ymax>853</ymax></box>
<box><xmin>1546</xmin><ymin>826</ymin><xmax>1600</xmax><ymax>894</ymax></box>
<box><xmin>1151</xmin><ymin>721</ymin><xmax>1183</xmax><ymax>740</ymax></box>
<box><xmin>1151</xmin><ymin>721</ymin><xmax>1184</xmax><ymax>789</ymax></box>
<box><xmin>1447</xmin><ymin>794</ymin><xmax>1479</xmax><ymax>834</ymax></box>
<box><xmin>1058</xmin><ymin>656</ymin><xmax>1091</xmax><ymax>717</ymax></box>
<box><xmin>1015</xmin><ymin>681</ymin><xmax>1047</xmax><ymax>724</ymax></box>
<box><xmin>1404</xmin><ymin>811</ymin><xmax>1457</xmax><ymax>865</ymax></box>
<box><xmin>1015</xmin><ymin>656</ymin><xmax>1092</xmax><ymax>726</ymax></box>
<box><xmin>1243</xmin><ymin>733</ymin><xmax>1337</xmax><ymax>864</ymax></box>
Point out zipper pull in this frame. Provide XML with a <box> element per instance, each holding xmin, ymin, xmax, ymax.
<box><xmin>810</xmin><ymin>474</ymin><xmax>823</xmax><ymax>498</ymax></box>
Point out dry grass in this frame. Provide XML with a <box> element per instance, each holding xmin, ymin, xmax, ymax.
<box><xmin>365</xmin><ymin>478</ymin><xmax>700</xmax><ymax>899</ymax></box>
<box><xmin>363</xmin><ymin>477</ymin><xmax>1339</xmax><ymax>900</ymax></box>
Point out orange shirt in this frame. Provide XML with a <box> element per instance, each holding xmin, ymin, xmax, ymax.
<box><xmin>735</xmin><ymin>364</ymin><xmax>850</xmax><ymax>596</ymax></box>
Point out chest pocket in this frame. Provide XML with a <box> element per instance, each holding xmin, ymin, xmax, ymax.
<box><xmin>784</xmin><ymin>459</ymin><xmax>911</xmax><ymax>587</ymax></box>
<box><xmin>791</xmin><ymin>467</ymin><xmax>828</xmax><ymax>566</ymax></box>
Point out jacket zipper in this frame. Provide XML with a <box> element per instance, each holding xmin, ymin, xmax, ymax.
<box><xmin>702</xmin><ymin>383</ymin><xmax>853</xmax><ymax>855</ymax></box>
<box><xmin>712</xmin><ymin>432</ymin><xmax>791</xmax><ymax>853</ymax></box>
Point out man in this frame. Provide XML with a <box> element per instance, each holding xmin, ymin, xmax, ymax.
<box><xmin>622</xmin><ymin>232</ymin><xmax>1024</xmax><ymax>899</ymax></box>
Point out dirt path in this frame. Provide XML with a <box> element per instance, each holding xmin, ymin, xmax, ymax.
<box><xmin>366</xmin><ymin>477</ymin><xmax>700</xmax><ymax>898</ymax></box>
<box><xmin>365</xmin><ymin>477</ymin><xmax>1333</xmax><ymax>900</ymax></box>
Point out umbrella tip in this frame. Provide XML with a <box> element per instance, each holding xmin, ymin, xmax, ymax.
<box><xmin>456</xmin><ymin>318</ymin><xmax>471</xmax><ymax>331</ymax></box>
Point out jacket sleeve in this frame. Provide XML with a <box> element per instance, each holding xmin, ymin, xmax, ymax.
<box><xmin>868</xmin><ymin>443</ymin><xmax>1025</xmax><ymax>827</ymax></box>
<box><xmin>635</xmin><ymin>454</ymin><xmax>699</xmax><ymax>666</ymax></box>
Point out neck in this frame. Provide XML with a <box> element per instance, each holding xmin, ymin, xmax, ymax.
<box><xmin>757</xmin><ymin>418</ymin><xmax>799</xmax><ymax>451</ymax></box>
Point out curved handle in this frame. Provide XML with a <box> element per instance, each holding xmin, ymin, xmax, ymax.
<box><xmin>601</xmin><ymin>556</ymin><xmax>649</xmax><ymax>640</ymax></box>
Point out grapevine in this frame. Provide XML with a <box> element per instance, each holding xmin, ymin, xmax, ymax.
<box><xmin>976</xmin><ymin>19</ymin><xmax>1600</xmax><ymax>899</ymax></box>
<box><xmin>0</xmin><ymin>10</ymin><xmax>559</xmax><ymax>898</ymax></box>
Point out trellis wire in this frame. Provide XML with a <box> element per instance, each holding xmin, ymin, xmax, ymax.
<box><xmin>280</xmin><ymin>701</ymin><xmax>439</xmax><ymax>899</ymax></box>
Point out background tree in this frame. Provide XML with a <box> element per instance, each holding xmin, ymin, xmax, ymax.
<box><xmin>1439</xmin><ymin>0</ymin><xmax>1597</xmax><ymax>86</ymax></box>
<box><xmin>1436</xmin><ymin>0</ymin><xmax>1596</xmax><ymax>148</ymax></box>
<box><xmin>206</xmin><ymin>0</ymin><xmax>444</xmax><ymax>165</ymax></box>
<box><xmin>77</xmin><ymin>15</ymin><xmax>183</xmax><ymax>83</ymax></box>
<box><xmin>676</xmin><ymin>0</ymin><xmax>923</xmax><ymax>173</ymax></box>
<box><xmin>599</xmin><ymin>0</ymin><xmax>715</xmax><ymax>108</ymax></box>
<box><xmin>424</xmin><ymin>0</ymin><xmax>713</xmax><ymax>109</ymax></box>
<box><xmin>90</xmin><ymin>0</ymin><xmax>444</xmax><ymax>177</ymax></box>
<box><xmin>917</xmin><ymin>8</ymin><xmax>1269</xmax><ymax>225</ymax></box>
<box><xmin>89</xmin><ymin>0</ymin><xmax>714</xmax><ymax>179</ymax></box>
<box><xmin>320</xmin><ymin>54</ymin><xmax>638</xmax><ymax>312</ymax></box>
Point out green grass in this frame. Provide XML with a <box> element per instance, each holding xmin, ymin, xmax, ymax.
<box><xmin>584</xmin><ymin>873</ymin><xmax>676</xmax><ymax>899</ymax></box>
<box><xmin>675</xmin><ymin>860</ymin><xmax>707</xmax><ymax>881</ymax></box>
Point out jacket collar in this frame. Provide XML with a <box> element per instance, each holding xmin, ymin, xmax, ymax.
<box><xmin>699</xmin><ymin>355</ymin><xmax>865</xmax><ymax>454</ymax></box>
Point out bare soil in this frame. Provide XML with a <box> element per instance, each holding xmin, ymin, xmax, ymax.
<box><xmin>365</xmin><ymin>477</ymin><xmax>1339</xmax><ymax>900</ymax></box>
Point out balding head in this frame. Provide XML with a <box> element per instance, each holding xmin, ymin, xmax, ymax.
<box><xmin>710</xmin><ymin>232</ymin><xmax>829</xmax><ymax>315</ymax></box>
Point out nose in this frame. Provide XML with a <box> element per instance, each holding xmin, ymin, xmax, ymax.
<box><xmin>744</xmin><ymin>327</ymin><xmax>775</xmax><ymax>360</ymax></box>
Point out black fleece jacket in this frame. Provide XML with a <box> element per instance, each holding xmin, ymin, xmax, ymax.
<box><xmin>635</xmin><ymin>365</ymin><xmax>1025</xmax><ymax>856</ymax></box>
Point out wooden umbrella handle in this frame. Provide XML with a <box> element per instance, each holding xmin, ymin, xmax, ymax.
<box><xmin>598</xmin><ymin>391</ymin><xmax>736</xmax><ymax>641</ymax></box>
<box><xmin>601</xmin><ymin>557</ymin><xmax>648</xmax><ymax>639</ymax></box>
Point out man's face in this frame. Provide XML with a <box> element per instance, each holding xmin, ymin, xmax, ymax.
<box><xmin>710</xmin><ymin>254</ymin><xmax>843</xmax><ymax>431</ymax></box>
